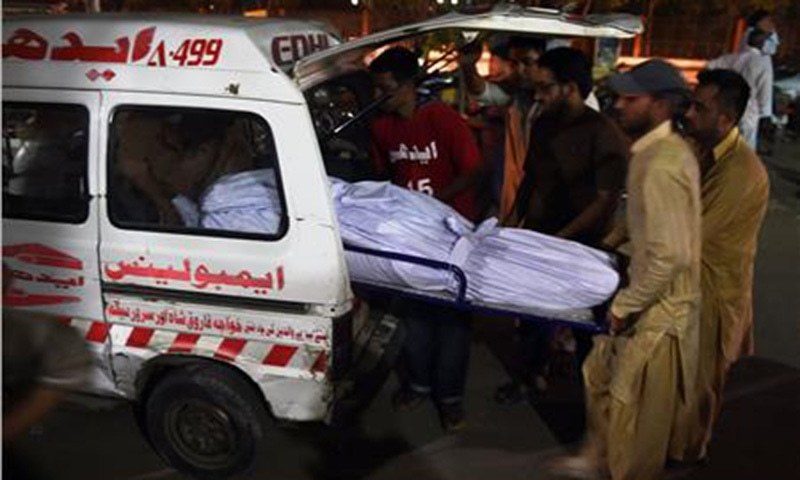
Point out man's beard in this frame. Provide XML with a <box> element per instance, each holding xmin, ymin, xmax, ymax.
<box><xmin>622</xmin><ymin>114</ymin><xmax>656</xmax><ymax>139</ymax></box>
<box><xmin>539</xmin><ymin>97</ymin><xmax>569</xmax><ymax>121</ymax></box>
<box><xmin>686</xmin><ymin>125</ymin><xmax>719</xmax><ymax>149</ymax></box>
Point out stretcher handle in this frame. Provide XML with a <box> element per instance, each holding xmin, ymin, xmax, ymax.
<box><xmin>344</xmin><ymin>244</ymin><xmax>468</xmax><ymax>302</ymax></box>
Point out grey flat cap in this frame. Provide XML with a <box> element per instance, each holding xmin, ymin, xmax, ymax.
<box><xmin>608</xmin><ymin>59</ymin><xmax>690</xmax><ymax>95</ymax></box>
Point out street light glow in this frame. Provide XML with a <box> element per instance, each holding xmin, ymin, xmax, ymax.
<box><xmin>436</xmin><ymin>0</ymin><xmax>445</xmax><ymax>5</ymax></box>
<box><xmin>350</xmin><ymin>0</ymin><xmax>359</xmax><ymax>6</ymax></box>
<box><xmin>450</xmin><ymin>0</ymin><xmax>459</xmax><ymax>4</ymax></box>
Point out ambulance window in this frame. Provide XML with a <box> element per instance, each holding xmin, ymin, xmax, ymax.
<box><xmin>2</xmin><ymin>103</ymin><xmax>90</xmax><ymax>223</ymax></box>
<box><xmin>108</xmin><ymin>107</ymin><xmax>287</xmax><ymax>239</ymax></box>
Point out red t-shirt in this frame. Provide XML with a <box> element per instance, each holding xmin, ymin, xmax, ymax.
<box><xmin>370</xmin><ymin>101</ymin><xmax>482</xmax><ymax>221</ymax></box>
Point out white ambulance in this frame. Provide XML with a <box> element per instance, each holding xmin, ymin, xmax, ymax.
<box><xmin>2</xmin><ymin>6</ymin><xmax>640</xmax><ymax>478</ymax></box>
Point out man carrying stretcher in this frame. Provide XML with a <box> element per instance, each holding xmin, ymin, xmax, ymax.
<box><xmin>367</xmin><ymin>46</ymin><xmax>484</xmax><ymax>432</ymax></box>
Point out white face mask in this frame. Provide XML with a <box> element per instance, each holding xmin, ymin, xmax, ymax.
<box><xmin>762</xmin><ymin>32</ymin><xmax>780</xmax><ymax>56</ymax></box>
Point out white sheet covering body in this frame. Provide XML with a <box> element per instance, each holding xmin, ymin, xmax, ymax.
<box><xmin>331</xmin><ymin>179</ymin><xmax>619</xmax><ymax>311</ymax></box>
<box><xmin>173</xmin><ymin>169</ymin><xmax>282</xmax><ymax>233</ymax></box>
<box><xmin>174</xmin><ymin>170</ymin><xmax>620</xmax><ymax>312</ymax></box>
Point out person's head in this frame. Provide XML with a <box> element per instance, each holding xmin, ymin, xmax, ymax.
<box><xmin>368</xmin><ymin>46</ymin><xmax>420</xmax><ymax>114</ymax></box>
<box><xmin>532</xmin><ymin>47</ymin><xmax>593</xmax><ymax>116</ymax></box>
<box><xmin>506</xmin><ymin>36</ymin><xmax>547</xmax><ymax>89</ymax></box>
<box><xmin>747</xmin><ymin>9</ymin><xmax>775</xmax><ymax>33</ymax></box>
<box><xmin>155</xmin><ymin>114</ymin><xmax>253</xmax><ymax>198</ymax></box>
<box><xmin>608</xmin><ymin>59</ymin><xmax>691</xmax><ymax>138</ymax></box>
<box><xmin>686</xmin><ymin>69</ymin><xmax>751</xmax><ymax>147</ymax></box>
<box><xmin>161</xmin><ymin>134</ymin><xmax>222</xmax><ymax>198</ymax></box>
<box><xmin>747</xmin><ymin>27</ymin><xmax>771</xmax><ymax>50</ymax></box>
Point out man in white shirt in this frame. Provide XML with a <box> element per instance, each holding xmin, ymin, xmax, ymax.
<box><xmin>709</xmin><ymin>28</ymin><xmax>774</xmax><ymax>149</ymax></box>
<box><xmin>738</xmin><ymin>9</ymin><xmax>778</xmax><ymax>54</ymax></box>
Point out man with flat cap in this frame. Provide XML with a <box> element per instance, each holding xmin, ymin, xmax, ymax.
<box><xmin>550</xmin><ymin>59</ymin><xmax>701</xmax><ymax>480</ymax></box>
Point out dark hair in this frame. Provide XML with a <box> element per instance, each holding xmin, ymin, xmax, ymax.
<box><xmin>747</xmin><ymin>9</ymin><xmax>770</xmax><ymax>27</ymax></box>
<box><xmin>748</xmin><ymin>27</ymin><xmax>770</xmax><ymax>47</ymax></box>
<box><xmin>490</xmin><ymin>42</ymin><xmax>510</xmax><ymax>59</ymax></box>
<box><xmin>536</xmin><ymin>47</ymin><xmax>593</xmax><ymax>99</ymax></box>
<box><xmin>368</xmin><ymin>46</ymin><xmax>420</xmax><ymax>84</ymax></box>
<box><xmin>697</xmin><ymin>69</ymin><xmax>751</xmax><ymax>124</ymax></box>
<box><xmin>507</xmin><ymin>35</ymin><xmax>547</xmax><ymax>54</ymax></box>
<box><xmin>180</xmin><ymin>111</ymin><xmax>234</xmax><ymax>149</ymax></box>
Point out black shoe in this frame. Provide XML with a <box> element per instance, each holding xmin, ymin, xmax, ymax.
<box><xmin>438</xmin><ymin>402</ymin><xmax>466</xmax><ymax>433</ymax></box>
<box><xmin>493</xmin><ymin>381</ymin><xmax>527</xmax><ymax>405</ymax></box>
<box><xmin>392</xmin><ymin>388</ymin><xmax>427</xmax><ymax>412</ymax></box>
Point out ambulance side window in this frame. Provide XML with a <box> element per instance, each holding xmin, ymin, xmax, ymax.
<box><xmin>107</xmin><ymin>106</ymin><xmax>286</xmax><ymax>239</ymax></box>
<box><xmin>2</xmin><ymin>103</ymin><xmax>90</xmax><ymax>223</ymax></box>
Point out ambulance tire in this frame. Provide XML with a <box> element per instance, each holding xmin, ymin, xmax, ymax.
<box><xmin>144</xmin><ymin>364</ymin><xmax>268</xmax><ymax>479</ymax></box>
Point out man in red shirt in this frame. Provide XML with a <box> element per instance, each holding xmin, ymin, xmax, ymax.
<box><xmin>368</xmin><ymin>46</ymin><xmax>482</xmax><ymax>432</ymax></box>
<box><xmin>369</xmin><ymin>47</ymin><xmax>483</xmax><ymax>221</ymax></box>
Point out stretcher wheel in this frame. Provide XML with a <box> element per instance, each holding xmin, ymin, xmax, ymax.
<box><xmin>143</xmin><ymin>363</ymin><xmax>268</xmax><ymax>479</ymax></box>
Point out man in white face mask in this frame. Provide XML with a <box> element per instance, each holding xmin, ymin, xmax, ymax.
<box><xmin>709</xmin><ymin>28</ymin><xmax>776</xmax><ymax>149</ymax></box>
<box><xmin>738</xmin><ymin>9</ymin><xmax>779</xmax><ymax>54</ymax></box>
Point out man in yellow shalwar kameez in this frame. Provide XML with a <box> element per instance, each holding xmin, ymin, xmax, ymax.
<box><xmin>670</xmin><ymin>69</ymin><xmax>770</xmax><ymax>462</ymax></box>
<box><xmin>550</xmin><ymin>59</ymin><xmax>702</xmax><ymax>480</ymax></box>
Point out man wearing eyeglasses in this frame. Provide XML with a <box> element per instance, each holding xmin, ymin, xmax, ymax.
<box><xmin>490</xmin><ymin>48</ymin><xmax>628</xmax><ymax>404</ymax></box>
<box><xmin>513</xmin><ymin>47</ymin><xmax>628</xmax><ymax>245</ymax></box>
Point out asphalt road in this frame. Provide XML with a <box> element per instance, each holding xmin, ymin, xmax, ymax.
<box><xmin>8</xmin><ymin>139</ymin><xmax>800</xmax><ymax>480</ymax></box>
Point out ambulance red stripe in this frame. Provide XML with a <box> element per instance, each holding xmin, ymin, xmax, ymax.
<box><xmin>311</xmin><ymin>351</ymin><xmax>327</xmax><ymax>373</ymax></box>
<box><xmin>169</xmin><ymin>333</ymin><xmax>201</xmax><ymax>353</ymax></box>
<box><xmin>127</xmin><ymin>327</ymin><xmax>155</xmax><ymax>348</ymax></box>
<box><xmin>215</xmin><ymin>338</ymin><xmax>247</xmax><ymax>361</ymax></box>
<box><xmin>85</xmin><ymin>322</ymin><xmax>110</xmax><ymax>343</ymax></box>
<box><xmin>263</xmin><ymin>345</ymin><xmax>298</xmax><ymax>367</ymax></box>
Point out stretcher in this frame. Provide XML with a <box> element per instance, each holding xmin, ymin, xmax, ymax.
<box><xmin>345</xmin><ymin>244</ymin><xmax>609</xmax><ymax>333</ymax></box>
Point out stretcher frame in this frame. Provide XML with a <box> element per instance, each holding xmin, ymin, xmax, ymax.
<box><xmin>345</xmin><ymin>244</ymin><xmax>608</xmax><ymax>333</ymax></box>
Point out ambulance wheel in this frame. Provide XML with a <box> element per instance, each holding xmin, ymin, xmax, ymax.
<box><xmin>144</xmin><ymin>364</ymin><xmax>267</xmax><ymax>479</ymax></box>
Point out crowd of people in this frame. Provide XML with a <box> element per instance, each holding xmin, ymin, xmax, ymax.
<box><xmin>363</xmin><ymin>12</ymin><xmax>774</xmax><ymax>480</ymax></box>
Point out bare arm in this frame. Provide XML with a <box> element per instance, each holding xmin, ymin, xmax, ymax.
<box><xmin>459</xmin><ymin>44</ymin><xmax>487</xmax><ymax>97</ymax></box>
<box><xmin>557</xmin><ymin>189</ymin><xmax>617</xmax><ymax>240</ymax></box>
<box><xmin>436</xmin><ymin>166</ymin><xmax>484</xmax><ymax>202</ymax></box>
<box><xmin>600</xmin><ymin>218</ymin><xmax>629</xmax><ymax>250</ymax></box>
<box><xmin>561</xmin><ymin>119</ymin><xmax>627</xmax><ymax>241</ymax></box>
<box><xmin>437</xmin><ymin>105</ymin><xmax>484</xmax><ymax>204</ymax></box>
<box><xmin>461</xmin><ymin>60</ymin><xmax>487</xmax><ymax>97</ymax></box>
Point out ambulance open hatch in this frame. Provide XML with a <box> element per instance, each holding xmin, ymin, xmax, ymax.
<box><xmin>294</xmin><ymin>4</ymin><xmax>641</xmax><ymax>330</ymax></box>
<box><xmin>294</xmin><ymin>3</ymin><xmax>643</xmax><ymax>90</ymax></box>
